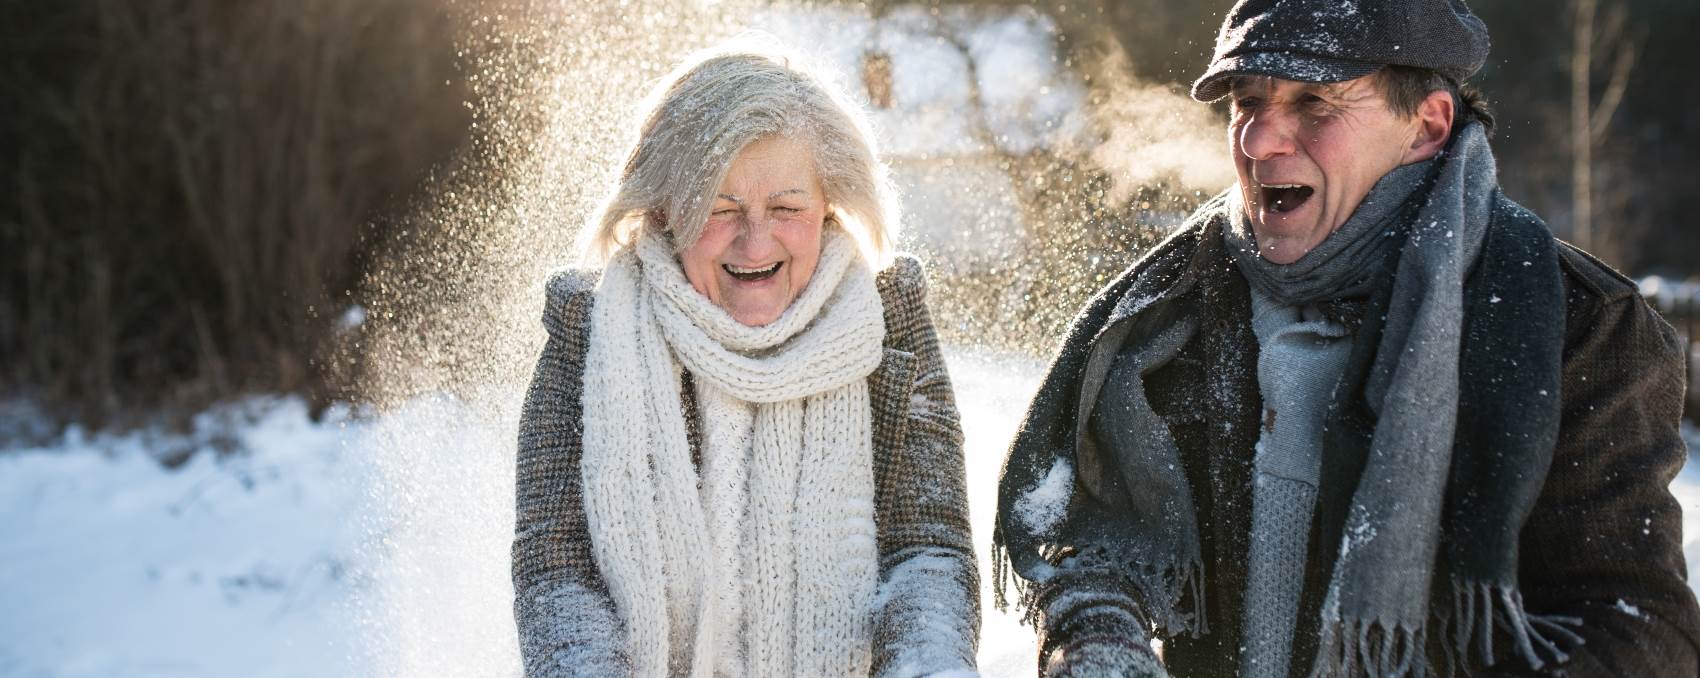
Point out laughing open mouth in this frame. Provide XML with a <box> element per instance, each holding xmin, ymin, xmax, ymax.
<box><xmin>723</xmin><ymin>262</ymin><xmax>782</xmax><ymax>282</ymax></box>
<box><xmin>1261</xmin><ymin>183</ymin><xmax>1315</xmax><ymax>214</ymax></box>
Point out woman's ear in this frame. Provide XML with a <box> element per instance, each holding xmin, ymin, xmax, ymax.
<box><xmin>1405</xmin><ymin>89</ymin><xmax>1455</xmax><ymax>163</ymax></box>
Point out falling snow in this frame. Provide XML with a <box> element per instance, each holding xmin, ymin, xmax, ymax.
<box><xmin>3</xmin><ymin>2</ymin><xmax>1697</xmax><ymax>677</ymax></box>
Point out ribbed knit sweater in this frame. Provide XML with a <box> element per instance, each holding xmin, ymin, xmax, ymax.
<box><xmin>1239</xmin><ymin>288</ymin><xmax>1353</xmax><ymax>678</ymax></box>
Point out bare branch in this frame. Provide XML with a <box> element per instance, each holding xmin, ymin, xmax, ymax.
<box><xmin>1591</xmin><ymin>43</ymin><xmax>1635</xmax><ymax>145</ymax></box>
<box><xmin>1597</xmin><ymin>2</ymin><xmax>1628</xmax><ymax>59</ymax></box>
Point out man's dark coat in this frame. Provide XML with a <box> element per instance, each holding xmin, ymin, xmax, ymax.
<box><xmin>1005</xmin><ymin>191</ymin><xmax>1700</xmax><ymax>677</ymax></box>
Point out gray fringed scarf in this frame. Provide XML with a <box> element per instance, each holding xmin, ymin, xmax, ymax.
<box><xmin>994</xmin><ymin>122</ymin><xmax>1579</xmax><ymax>677</ymax></box>
<box><xmin>1225</xmin><ymin>156</ymin><xmax>1431</xmax><ymax>677</ymax></box>
<box><xmin>1272</xmin><ymin>123</ymin><xmax>1578</xmax><ymax>678</ymax></box>
<box><xmin>1223</xmin><ymin>159</ymin><xmax>1434</xmax><ymax>307</ymax></box>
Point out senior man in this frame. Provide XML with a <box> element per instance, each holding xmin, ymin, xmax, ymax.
<box><xmin>992</xmin><ymin>1</ymin><xmax>1700</xmax><ymax>676</ymax></box>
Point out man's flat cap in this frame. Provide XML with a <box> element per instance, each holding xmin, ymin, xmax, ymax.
<box><xmin>1191</xmin><ymin>0</ymin><xmax>1490</xmax><ymax>102</ymax></box>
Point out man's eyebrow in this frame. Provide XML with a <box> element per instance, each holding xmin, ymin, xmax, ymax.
<box><xmin>769</xmin><ymin>189</ymin><xmax>808</xmax><ymax>200</ymax></box>
<box><xmin>715</xmin><ymin>193</ymin><xmax>743</xmax><ymax>205</ymax></box>
<box><xmin>1313</xmin><ymin>80</ymin><xmax>1375</xmax><ymax>103</ymax></box>
<box><xmin>1228</xmin><ymin>76</ymin><xmax>1274</xmax><ymax>96</ymax></box>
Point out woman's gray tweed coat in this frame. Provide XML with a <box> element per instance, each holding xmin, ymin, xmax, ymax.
<box><xmin>511</xmin><ymin>254</ymin><xmax>980</xmax><ymax>677</ymax></box>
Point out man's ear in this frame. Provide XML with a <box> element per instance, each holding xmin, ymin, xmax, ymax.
<box><xmin>1405</xmin><ymin>89</ymin><xmax>1455</xmax><ymax>163</ymax></box>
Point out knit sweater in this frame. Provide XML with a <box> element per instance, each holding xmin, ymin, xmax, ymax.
<box><xmin>1239</xmin><ymin>289</ymin><xmax>1353</xmax><ymax>678</ymax></box>
<box><xmin>512</xmin><ymin>254</ymin><xmax>980</xmax><ymax>677</ymax></box>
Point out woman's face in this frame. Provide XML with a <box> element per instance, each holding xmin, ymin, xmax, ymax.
<box><xmin>680</xmin><ymin>135</ymin><xmax>828</xmax><ymax>327</ymax></box>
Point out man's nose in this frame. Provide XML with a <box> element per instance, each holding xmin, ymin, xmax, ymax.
<box><xmin>1239</xmin><ymin>109</ymin><xmax>1297</xmax><ymax>161</ymax></box>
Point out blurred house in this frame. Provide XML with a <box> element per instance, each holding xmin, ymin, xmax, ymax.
<box><xmin>754</xmin><ymin>5</ymin><xmax>1091</xmax><ymax>273</ymax></box>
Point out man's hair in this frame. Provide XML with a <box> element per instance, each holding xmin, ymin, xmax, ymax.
<box><xmin>1374</xmin><ymin>65</ymin><xmax>1496</xmax><ymax>136</ymax></box>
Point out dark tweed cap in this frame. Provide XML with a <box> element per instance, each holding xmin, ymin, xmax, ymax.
<box><xmin>1191</xmin><ymin>0</ymin><xmax>1490</xmax><ymax>102</ymax></box>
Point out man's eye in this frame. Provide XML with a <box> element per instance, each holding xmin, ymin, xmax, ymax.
<box><xmin>772</xmin><ymin>206</ymin><xmax>801</xmax><ymax>214</ymax></box>
<box><xmin>1234</xmin><ymin>97</ymin><xmax>1261</xmax><ymax>111</ymax></box>
<box><xmin>712</xmin><ymin>209</ymin><xmax>739</xmax><ymax>217</ymax></box>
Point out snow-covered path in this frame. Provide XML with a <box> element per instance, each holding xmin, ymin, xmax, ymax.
<box><xmin>1</xmin><ymin>349</ymin><xmax>1697</xmax><ymax>677</ymax></box>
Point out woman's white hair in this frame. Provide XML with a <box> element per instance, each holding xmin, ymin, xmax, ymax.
<box><xmin>580</xmin><ymin>38</ymin><xmax>899</xmax><ymax>267</ymax></box>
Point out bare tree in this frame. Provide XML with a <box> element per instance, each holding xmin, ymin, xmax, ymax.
<box><xmin>1571</xmin><ymin>0</ymin><xmax>1637</xmax><ymax>255</ymax></box>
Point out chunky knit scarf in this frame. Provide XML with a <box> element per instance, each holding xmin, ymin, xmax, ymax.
<box><xmin>580</xmin><ymin>230</ymin><xmax>886</xmax><ymax>677</ymax></box>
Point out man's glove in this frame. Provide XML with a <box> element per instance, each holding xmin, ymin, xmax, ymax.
<box><xmin>1042</xmin><ymin>636</ymin><xmax>1168</xmax><ymax>678</ymax></box>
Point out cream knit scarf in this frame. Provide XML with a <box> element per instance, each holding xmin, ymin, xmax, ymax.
<box><xmin>581</xmin><ymin>230</ymin><xmax>885</xmax><ymax>677</ymax></box>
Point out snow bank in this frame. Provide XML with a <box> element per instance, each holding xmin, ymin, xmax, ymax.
<box><xmin>0</xmin><ymin>397</ymin><xmax>374</xmax><ymax>677</ymax></box>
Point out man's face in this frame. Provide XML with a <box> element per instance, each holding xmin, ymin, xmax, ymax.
<box><xmin>1228</xmin><ymin>75</ymin><xmax>1425</xmax><ymax>264</ymax></box>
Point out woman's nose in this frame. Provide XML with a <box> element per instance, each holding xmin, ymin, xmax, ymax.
<box><xmin>734</xmin><ymin>215</ymin><xmax>777</xmax><ymax>252</ymax></box>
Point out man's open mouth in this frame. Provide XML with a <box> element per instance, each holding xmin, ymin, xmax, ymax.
<box><xmin>723</xmin><ymin>261</ymin><xmax>782</xmax><ymax>282</ymax></box>
<box><xmin>1260</xmin><ymin>184</ymin><xmax>1315</xmax><ymax>214</ymax></box>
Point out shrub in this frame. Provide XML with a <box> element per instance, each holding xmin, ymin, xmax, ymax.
<box><xmin>0</xmin><ymin>0</ymin><xmax>473</xmax><ymax>431</ymax></box>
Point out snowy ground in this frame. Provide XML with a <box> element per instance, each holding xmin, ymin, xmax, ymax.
<box><xmin>2</xmin><ymin>349</ymin><xmax>1697</xmax><ymax>677</ymax></box>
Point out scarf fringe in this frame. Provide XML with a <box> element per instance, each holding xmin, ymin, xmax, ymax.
<box><xmin>990</xmin><ymin>542</ymin><xmax>1052</xmax><ymax>630</ymax></box>
<box><xmin>998</xmin><ymin>547</ymin><xmax>1585</xmax><ymax>677</ymax></box>
<box><xmin>990</xmin><ymin>540</ymin><xmax>1018</xmax><ymax>614</ymax></box>
<box><xmin>1309</xmin><ymin>619</ymin><xmax>1426</xmax><ymax>678</ymax></box>
<box><xmin>1310</xmin><ymin>580</ymin><xmax>1585</xmax><ymax>678</ymax></box>
<box><xmin>1132</xmin><ymin>556</ymin><xmax>1208</xmax><ymax>638</ymax></box>
<box><xmin>1438</xmin><ymin>580</ymin><xmax>1584</xmax><ymax>676</ymax></box>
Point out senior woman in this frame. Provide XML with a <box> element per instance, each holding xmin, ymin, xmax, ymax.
<box><xmin>510</xmin><ymin>46</ymin><xmax>979</xmax><ymax>677</ymax></box>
